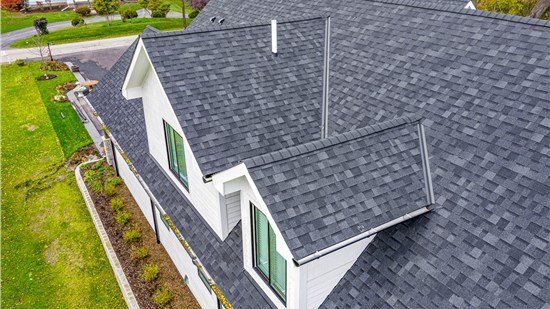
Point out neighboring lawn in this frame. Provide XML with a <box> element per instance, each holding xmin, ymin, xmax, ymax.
<box><xmin>166</xmin><ymin>0</ymin><xmax>192</xmax><ymax>14</ymax></box>
<box><xmin>11</xmin><ymin>18</ymin><xmax>189</xmax><ymax>48</ymax></box>
<box><xmin>119</xmin><ymin>2</ymin><xmax>141</xmax><ymax>11</ymax></box>
<box><xmin>1</xmin><ymin>9</ymin><xmax>77</xmax><ymax>34</ymax></box>
<box><xmin>1</xmin><ymin>62</ymin><xmax>126</xmax><ymax>308</ymax></box>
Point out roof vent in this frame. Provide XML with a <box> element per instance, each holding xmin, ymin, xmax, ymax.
<box><xmin>271</xmin><ymin>19</ymin><xmax>277</xmax><ymax>54</ymax></box>
<box><xmin>218</xmin><ymin>18</ymin><xmax>225</xmax><ymax>24</ymax></box>
<box><xmin>210</xmin><ymin>17</ymin><xmax>216</xmax><ymax>22</ymax></box>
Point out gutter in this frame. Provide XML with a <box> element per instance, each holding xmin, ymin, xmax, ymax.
<box><xmin>293</xmin><ymin>206</ymin><xmax>430</xmax><ymax>266</ymax></box>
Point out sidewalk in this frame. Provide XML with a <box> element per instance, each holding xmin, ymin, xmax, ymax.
<box><xmin>1</xmin><ymin>35</ymin><xmax>136</xmax><ymax>63</ymax></box>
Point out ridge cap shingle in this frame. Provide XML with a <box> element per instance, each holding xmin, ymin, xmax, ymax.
<box><xmin>141</xmin><ymin>14</ymin><xmax>329</xmax><ymax>39</ymax></box>
<box><xmin>243</xmin><ymin>113</ymin><xmax>422</xmax><ymax>169</ymax></box>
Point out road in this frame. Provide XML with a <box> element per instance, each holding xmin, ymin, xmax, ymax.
<box><xmin>1</xmin><ymin>35</ymin><xmax>136</xmax><ymax>63</ymax></box>
<box><xmin>1</xmin><ymin>9</ymin><xmax>184</xmax><ymax>49</ymax></box>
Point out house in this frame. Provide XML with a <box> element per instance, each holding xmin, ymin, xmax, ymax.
<box><xmin>88</xmin><ymin>0</ymin><xmax>550</xmax><ymax>308</ymax></box>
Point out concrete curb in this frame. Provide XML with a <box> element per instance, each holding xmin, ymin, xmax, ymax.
<box><xmin>75</xmin><ymin>159</ymin><xmax>140</xmax><ymax>309</ymax></box>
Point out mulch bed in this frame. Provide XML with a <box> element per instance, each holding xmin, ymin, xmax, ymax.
<box><xmin>82</xmin><ymin>161</ymin><xmax>199</xmax><ymax>308</ymax></box>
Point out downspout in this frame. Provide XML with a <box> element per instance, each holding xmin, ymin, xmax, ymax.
<box><xmin>321</xmin><ymin>16</ymin><xmax>331</xmax><ymax>139</ymax></box>
<box><xmin>293</xmin><ymin>207</ymin><xmax>430</xmax><ymax>266</ymax></box>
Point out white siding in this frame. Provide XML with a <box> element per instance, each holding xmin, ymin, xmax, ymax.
<box><xmin>114</xmin><ymin>148</ymin><xmax>153</xmax><ymax>227</ymax></box>
<box><xmin>225</xmin><ymin>191</ymin><xmax>241</xmax><ymax>232</ymax></box>
<box><xmin>302</xmin><ymin>236</ymin><xmax>374</xmax><ymax>308</ymax></box>
<box><xmin>114</xmin><ymin>148</ymin><xmax>219</xmax><ymax>309</ymax></box>
<box><xmin>140</xmin><ymin>65</ymin><xmax>225</xmax><ymax>239</ymax></box>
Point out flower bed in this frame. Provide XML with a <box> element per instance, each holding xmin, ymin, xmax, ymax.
<box><xmin>81</xmin><ymin>160</ymin><xmax>199</xmax><ymax>308</ymax></box>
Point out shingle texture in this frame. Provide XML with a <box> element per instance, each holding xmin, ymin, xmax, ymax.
<box><xmin>90</xmin><ymin>0</ymin><xmax>550</xmax><ymax>307</ymax></box>
<box><xmin>88</xmin><ymin>42</ymin><xmax>274</xmax><ymax>308</ymax></box>
<box><xmin>141</xmin><ymin>17</ymin><xmax>325</xmax><ymax>176</ymax></box>
<box><xmin>193</xmin><ymin>0</ymin><xmax>550</xmax><ymax>307</ymax></box>
<box><xmin>245</xmin><ymin>115</ymin><xmax>431</xmax><ymax>260</ymax></box>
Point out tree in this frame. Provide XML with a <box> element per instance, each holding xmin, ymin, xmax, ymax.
<box><xmin>92</xmin><ymin>0</ymin><xmax>120</xmax><ymax>24</ymax></box>
<box><xmin>148</xmin><ymin>0</ymin><xmax>170</xmax><ymax>17</ymax></box>
<box><xmin>530</xmin><ymin>0</ymin><xmax>550</xmax><ymax>18</ymax></box>
<box><xmin>189</xmin><ymin>0</ymin><xmax>208</xmax><ymax>11</ymax></box>
<box><xmin>182</xmin><ymin>0</ymin><xmax>186</xmax><ymax>28</ymax></box>
<box><xmin>32</xmin><ymin>18</ymin><xmax>53</xmax><ymax>62</ymax></box>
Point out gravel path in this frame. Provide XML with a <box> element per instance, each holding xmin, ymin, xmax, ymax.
<box><xmin>1</xmin><ymin>9</ymin><xmax>184</xmax><ymax>49</ymax></box>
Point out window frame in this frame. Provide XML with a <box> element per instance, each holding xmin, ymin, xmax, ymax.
<box><xmin>197</xmin><ymin>268</ymin><xmax>212</xmax><ymax>293</ymax></box>
<box><xmin>162</xmin><ymin>120</ymin><xmax>189</xmax><ymax>191</ymax></box>
<box><xmin>250</xmin><ymin>202</ymin><xmax>287</xmax><ymax>303</ymax></box>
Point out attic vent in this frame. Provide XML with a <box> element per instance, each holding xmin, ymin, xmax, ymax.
<box><xmin>271</xmin><ymin>19</ymin><xmax>277</xmax><ymax>54</ymax></box>
<box><xmin>218</xmin><ymin>18</ymin><xmax>225</xmax><ymax>24</ymax></box>
<box><xmin>210</xmin><ymin>17</ymin><xmax>216</xmax><ymax>22</ymax></box>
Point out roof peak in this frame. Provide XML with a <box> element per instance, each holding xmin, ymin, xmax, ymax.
<box><xmin>141</xmin><ymin>15</ymin><xmax>328</xmax><ymax>39</ymax></box>
<box><xmin>243</xmin><ymin>114</ymin><xmax>422</xmax><ymax>169</ymax></box>
<box><xmin>366</xmin><ymin>0</ymin><xmax>550</xmax><ymax>28</ymax></box>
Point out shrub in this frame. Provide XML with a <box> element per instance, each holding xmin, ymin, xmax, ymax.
<box><xmin>40</xmin><ymin>61</ymin><xmax>69</xmax><ymax>71</ymax></box>
<box><xmin>109</xmin><ymin>197</ymin><xmax>123</xmax><ymax>212</ymax></box>
<box><xmin>92</xmin><ymin>161</ymin><xmax>104</xmax><ymax>170</ymax></box>
<box><xmin>121</xmin><ymin>8</ymin><xmax>138</xmax><ymax>21</ymax></box>
<box><xmin>71</xmin><ymin>16</ymin><xmax>85</xmax><ymax>27</ymax></box>
<box><xmin>84</xmin><ymin>169</ymin><xmax>104</xmax><ymax>192</ymax></box>
<box><xmin>189</xmin><ymin>10</ymin><xmax>199</xmax><ymax>18</ymax></box>
<box><xmin>141</xmin><ymin>263</ymin><xmax>159</xmax><ymax>282</ymax></box>
<box><xmin>123</xmin><ymin>229</ymin><xmax>141</xmax><ymax>243</ymax></box>
<box><xmin>152</xmin><ymin>285</ymin><xmax>173</xmax><ymax>307</ymax></box>
<box><xmin>115</xmin><ymin>211</ymin><xmax>130</xmax><ymax>225</ymax></box>
<box><xmin>149</xmin><ymin>0</ymin><xmax>169</xmax><ymax>17</ymax></box>
<box><xmin>131</xmin><ymin>246</ymin><xmax>148</xmax><ymax>260</ymax></box>
<box><xmin>15</xmin><ymin>59</ymin><xmax>25</xmax><ymax>66</ymax></box>
<box><xmin>75</xmin><ymin>5</ymin><xmax>92</xmax><ymax>16</ymax></box>
<box><xmin>104</xmin><ymin>176</ymin><xmax>122</xmax><ymax>196</ymax></box>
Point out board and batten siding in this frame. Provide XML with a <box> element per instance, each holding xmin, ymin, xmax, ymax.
<box><xmin>113</xmin><ymin>147</ymin><xmax>219</xmax><ymax>308</ymax></box>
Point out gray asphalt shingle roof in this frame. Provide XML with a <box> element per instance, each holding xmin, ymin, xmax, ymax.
<box><xmin>90</xmin><ymin>0</ymin><xmax>550</xmax><ymax>307</ymax></box>
<box><xmin>245</xmin><ymin>114</ymin><xmax>432</xmax><ymax>260</ymax></box>
<box><xmin>141</xmin><ymin>17</ymin><xmax>326</xmax><ymax>176</ymax></box>
<box><xmin>193</xmin><ymin>0</ymin><xmax>550</xmax><ymax>307</ymax></box>
<box><xmin>88</xmin><ymin>41</ymin><xmax>275</xmax><ymax>307</ymax></box>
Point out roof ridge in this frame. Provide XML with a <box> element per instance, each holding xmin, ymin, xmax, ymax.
<box><xmin>243</xmin><ymin>114</ymin><xmax>422</xmax><ymax>169</ymax></box>
<box><xmin>365</xmin><ymin>0</ymin><xmax>550</xmax><ymax>28</ymax></box>
<box><xmin>141</xmin><ymin>15</ymin><xmax>328</xmax><ymax>39</ymax></box>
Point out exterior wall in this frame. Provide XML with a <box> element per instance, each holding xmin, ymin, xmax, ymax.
<box><xmin>224</xmin><ymin>191</ymin><xmax>241</xmax><ymax>233</ymax></box>
<box><xmin>114</xmin><ymin>148</ymin><xmax>219</xmax><ymax>309</ymax></box>
<box><xmin>140</xmin><ymin>66</ymin><xmax>225</xmax><ymax>239</ymax></box>
<box><xmin>302</xmin><ymin>236</ymin><xmax>374</xmax><ymax>308</ymax></box>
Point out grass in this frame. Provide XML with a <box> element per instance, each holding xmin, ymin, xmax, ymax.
<box><xmin>1</xmin><ymin>62</ymin><xmax>126</xmax><ymax>308</ymax></box>
<box><xmin>166</xmin><ymin>0</ymin><xmax>193</xmax><ymax>14</ymax></box>
<box><xmin>31</xmin><ymin>64</ymin><xmax>92</xmax><ymax>157</ymax></box>
<box><xmin>119</xmin><ymin>2</ymin><xmax>141</xmax><ymax>11</ymax></box>
<box><xmin>1</xmin><ymin>9</ymin><xmax>77</xmax><ymax>34</ymax></box>
<box><xmin>11</xmin><ymin>17</ymin><xmax>189</xmax><ymax>48</ymax></box>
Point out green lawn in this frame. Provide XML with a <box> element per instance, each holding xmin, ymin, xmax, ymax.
<box><xmin>1</xmin><ymin>9</ymin><xmax>77</xmax><ymax>34</ymax></box>
<box><xmin>166</xmin><ymin>0</ymin><xmax>193</xmax><ymax>14</ymax></box>
<box><xmin>119</xmin><ymin>2</ymin><xmax>141</xmax><ymax>11</ymax></box>
<box><xmin>33</xmin><ymin>65</ymin><xmax>92</xmax><ymax>157</ymax></box>
<box><xmin>1</xmin><ymin>62</ymin><xmax>126</xmax><ymax>308</ymax></box>
<box><xmin>11</xmin><ymin>18</ymin><xmax>189</xmax><ymax>48</ymax></box>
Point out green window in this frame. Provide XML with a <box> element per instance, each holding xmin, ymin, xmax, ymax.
<box><xmin>163</xmin><ymin>121</ymin><xmax>188</xmax><ymax>189</ymax></box>
<box><xmin>252</xmin><ymin>204</ymin><xmax>286</xmax><ymax>301</ymax></box>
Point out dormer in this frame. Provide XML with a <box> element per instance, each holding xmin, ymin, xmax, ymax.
<box><xmin>211</xmin><ymin>115</ymin><xmax>435</xmax><ymax>308</ymax></box>
<box><xmin>119</xmin><ymin>17</ymin><xmax>328</xmax><ymax>241</ymax></box>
